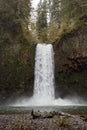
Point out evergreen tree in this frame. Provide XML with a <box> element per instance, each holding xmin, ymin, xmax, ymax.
<box><xmin>0</xmin><ymin>0</ymin><xmax>32</xmax><ymax>43</ymax></box>
<box><xmin>47</xmin><ymin>0</ymin><xmax>61</xmax><ymax>42</ymax></box>
<box><xmin>36</xmin><ymin>0</ymin><xmax>48</xmax><ymax>42</ymax></box>
<box><xmin>50</xmin><ymin>0</ymin><xmax>61</xmax><ymax>28</ymax></box>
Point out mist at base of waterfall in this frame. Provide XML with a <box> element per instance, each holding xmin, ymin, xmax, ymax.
<box><xmin>12</xmin><ymin>96</ymin><xmax>86</xmax><ymax>107</ymax></box>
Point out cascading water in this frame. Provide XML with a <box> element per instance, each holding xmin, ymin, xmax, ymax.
<box><xmin>34</xmin><ymin>44</ymin><xmax>55</xmax><ymax>101</ymax></box>
<box><xmin>13</xmin><ymin>44</ymin><xmax>86</xmax><ymax>106</ymax></box>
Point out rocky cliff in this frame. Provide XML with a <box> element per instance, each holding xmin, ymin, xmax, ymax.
<box><xmin>0</xmin><ymin>25</ymin><xmax>87</xmax><ymax>104</ymax></box>
<box><xmin>54</xmin><ymin>25</ymin><xmax>87</xmax><ymax>100</ymax></box>
<box><xmin>0</xmin><ymin>43</ymin><xmax>35</xmax><ymax>104</ymax></box>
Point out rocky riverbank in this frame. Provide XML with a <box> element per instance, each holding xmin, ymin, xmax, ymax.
<box><xmin>0</xmin><ymin>111</ymin><xmax>87</xmax><ymax>130</ymax></box>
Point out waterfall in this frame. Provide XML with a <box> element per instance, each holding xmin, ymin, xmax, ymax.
<box><xmin>13</xmin><ymin>43</ymin><xmax>56</xmax><ymax>106</ymax></box>
<box><xmin>13</xmin><ymin>44</ymin><xmax>84</xmax><ymax>106</ymax></box>
<box><xmin>34</xmin><ymin>44</ymin><xmax>55</xmax><ymax>102</ymax></box>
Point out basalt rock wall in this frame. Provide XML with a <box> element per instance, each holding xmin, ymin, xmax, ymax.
<box><xmin>54</xmin><ymin>25</ymin><xmax>87</xmax><ymax>100</ymax></box>
<box><xmin>0</xmin><ymin>43</ymin><xmax>36</xmax><ymax>104</ymax></box>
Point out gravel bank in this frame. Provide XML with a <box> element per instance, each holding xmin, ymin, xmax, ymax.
<box><xmin>0</xmin><ymin>112</ymin><xmax>87</xmax><ymax>130</ymax></box>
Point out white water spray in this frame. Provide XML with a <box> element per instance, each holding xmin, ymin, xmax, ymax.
<box><xmin>34</xmin><ymin>44</ymin><xmax>55</xmax><ymax>101</ymax></box>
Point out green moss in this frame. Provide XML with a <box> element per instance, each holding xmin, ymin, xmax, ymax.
<box><xmin>0</xmin><ymin>42</ymin><xmax>35</xmax><ymax>102</ymax></box>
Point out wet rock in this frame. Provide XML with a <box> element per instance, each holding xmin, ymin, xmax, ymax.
<box><xmin>53</xmin><ymin>25</ymin><xmax>87</xmax><ymax>99</ymax></box>
<box><xmin>31</xmin><ymin>110</ymin><xmax>41</xmax><ymax>119</ymax></box>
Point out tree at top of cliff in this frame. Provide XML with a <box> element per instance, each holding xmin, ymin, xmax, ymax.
<box><xmin>36</xmin><ymin>0</ymin><xmax>48</xmax><ymax>43</ymax></box>
<box><xmin>50</xmin><ymin>0</ymin><xmax>61</xmax><ymax>28</ymax></box>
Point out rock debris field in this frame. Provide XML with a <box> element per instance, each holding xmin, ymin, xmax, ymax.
<box><xmin>0</xmin><ymin>111</ymin><xmax>87</xmax><ymax>130</ymax></box>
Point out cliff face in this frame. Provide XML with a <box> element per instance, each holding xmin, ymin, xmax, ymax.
<box><xmin>54</xmin><ymin>25</ymin><xmax>87</xmax><ymax>100</ymax></box>
<box><xmin>0</xmin><ymin>43</ymin><xmax>35</xmax><ymax>104</ymax></box>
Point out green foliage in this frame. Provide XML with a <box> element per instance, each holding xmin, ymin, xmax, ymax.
<box><xmin>0</xmin><ymin>43</ymin><xmax>35</xmax><ymax>100</ymax></box>
<box><xmin>0</xmin><ymin>0</ymin><xmax>32</xmax><ymax>44</ymax></box>
<box><xmin>36</xmin><ymin>0</ymin><xmax>48</xmax><ymax>43</ymax></box>
<box><xmin>35</xmin><ymin>0</ymin><xmax>87</xmax><ymax>43</ymax></box>
<box><xmin>47</xmin><ymin>23</ymin><xmax>59</xmax><ymax>42</ymax></box>
<box><xmin>50</xmin><ymin>0</ymin><xmax>87</xmax><ymax>43</ymax></box>
<box><xmin>61</xmin><ymin>0</ymin><xmax>87</xmax><ymax>27</ymax></box>
<box><xmin>50</xmin><ymin>0</ymin><xmax>61</xmax><ymax>28</ymax></box>
<box><xmin>0</xmin><ymin>0</ymin><xmax>35</xmax><ymax>102</ymax></box>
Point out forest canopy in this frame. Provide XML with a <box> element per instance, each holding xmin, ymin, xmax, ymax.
<box><xmin>0</xmin><ymin>0</ymin><xmax>33</xmax><ymax>44</ymax></box>
<box><xmin>0</xmin><ymin>0</ymin><xmax>87</xmax><ymax>43</ymax></box>
<box><xmin>36</xmin><ymin>0</ymin><xmax>87</xmax><ymax>43</ymax></box>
